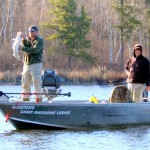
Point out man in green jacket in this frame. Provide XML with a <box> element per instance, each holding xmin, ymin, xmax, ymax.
<box><xmin>20</xmin><ymin>25</ymin><xmax>44</xmax><ymax>102</ymax></box>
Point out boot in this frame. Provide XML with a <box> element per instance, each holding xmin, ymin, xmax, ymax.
<box><xmin>23</xmin><ymin>97</ymin><xmax>30</xmax><ymax>101</ymax></box>
<box><xmin>36</xmin><ymin>97</ymin><xmax>42</xmax><ymax>102</ymax></box>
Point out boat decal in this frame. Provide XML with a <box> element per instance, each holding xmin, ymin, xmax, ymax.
<box><xmin>33</xmin><ymin>110</ymin><xmax>71</xmax><ymax>115</ymax></box>
<box><xmin>20</xmin><ymin>110</ymin><xmax>34</xmax><ymax>114</ymax></box>
<box><xmin>11</xmin><ymin>105</ymin><xmax>71</xmax><ymax>115</ymax></box>
<box><xmin>19</xmin><ymin>110</ymin><xmax>71</xmax><ymax>115</ymax></box>
<box><xmin>12</xmin><ymin>105</ymin><xmax>35</xmax><ymax>110</ymax></box>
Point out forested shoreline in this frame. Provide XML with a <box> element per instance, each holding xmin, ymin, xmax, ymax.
<box><xmin>0</xmin><ymin>0</ymin><xmax>150</xmax><ymax>82</ymax></box>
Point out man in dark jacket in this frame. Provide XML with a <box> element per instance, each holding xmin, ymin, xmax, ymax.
<box><xmin>20</xmin><ymin>25</ymin><xmax>44</xmax><ymax>102</ymax></box>
<box><xmin>124</xmin><ymin>44</ymin><xmax>150</xmax><ymax>102</ymax></box>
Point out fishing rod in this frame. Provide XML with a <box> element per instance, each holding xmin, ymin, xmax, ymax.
<box><xmin>0</xmin><ymin>91</ymin><xmax>71</xmax><ymax>97</ymax></box>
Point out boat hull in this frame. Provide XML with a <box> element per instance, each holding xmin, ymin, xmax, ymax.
<box><xmin>0</xmin><ymin>100</ymin><xmax>150</xmax><ymax>130</ymax></box>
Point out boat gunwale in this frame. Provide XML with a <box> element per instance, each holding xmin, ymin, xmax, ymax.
<box><xmin>0</xmin><ymin>100</ymin><xmax>149</xmax><ymax>106</ymax></box>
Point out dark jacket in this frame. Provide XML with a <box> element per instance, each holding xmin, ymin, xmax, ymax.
<box><xmin>124</xmin><ymin>54</ymin><xmax>150</xmax><ymax>86</ymax></box>
<box><xmin>22</xmin><ymin>35</ymin><xmax>44</xmax><ymax>65</ymax></box>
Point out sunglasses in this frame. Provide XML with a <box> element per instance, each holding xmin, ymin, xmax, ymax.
<box><xmin>28</xmin><ymin>29</ymin><xmax>36</xmax><ymax>32</ymax></box>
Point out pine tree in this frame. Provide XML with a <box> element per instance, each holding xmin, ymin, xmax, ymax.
<box><xmin>43</xmin><ymin>0</ymin><xmax>96</xmax><ymax>69</ymax></box>
<box><xmin>113</xmin><ymin>0</ymin><xmax>141</xmax><ymax>69</ymax></box>
<box><xmin>144</xmin><ymin>0</ymin><xmax>150</xmax><ymax>59</ymax></box>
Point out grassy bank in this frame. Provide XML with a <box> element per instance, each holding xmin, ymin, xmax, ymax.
<box><xmin>0</xmin><ymin>67</ymin><xmax>126</xmax><ymax>85</ymax></box>
<box><xmin>57</xmin><ymin>67</ymin><xmax>126</xmax><ymax>83</ymax></box>
<box><xmin>0</xmin><ymin>69</ymin><xmax>22</xmax><ymax>85</ymax></box>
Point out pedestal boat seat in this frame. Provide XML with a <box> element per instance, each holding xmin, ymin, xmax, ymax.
<box><xmin>42</xmin><ymin>69</ymin><xmax>61</xmax><ymax>100</ymax></box>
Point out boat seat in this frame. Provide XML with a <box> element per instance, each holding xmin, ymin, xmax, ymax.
<box><xmin>109</xmin><ymin>85</ymin><xmax>132</xmax><ymax>103</ymax></box>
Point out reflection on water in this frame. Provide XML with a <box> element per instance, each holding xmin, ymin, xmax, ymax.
<box><xmin>0</xmin><ymin>85</ymin><xmax>150</xmax><ymax>150</ymax></box>
<box><xmin>1</xmin><ymin>125</ymin><xmax>150</xmax><ymax>150</ymax></box>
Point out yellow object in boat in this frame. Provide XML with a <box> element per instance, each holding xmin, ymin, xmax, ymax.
<box><xmin>89</xmin><ymin>96</ymin><xmax>99</xmax><ymax>103</ymax></box>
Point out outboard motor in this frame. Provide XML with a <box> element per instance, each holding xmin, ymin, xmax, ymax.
<box><xmin>42</xmin><ymin>69</ymin><xmax>62</xmax><ymax>99</ymax></box>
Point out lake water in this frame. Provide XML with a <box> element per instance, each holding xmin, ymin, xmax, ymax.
<box><xmin>0</xmin><ymin>85</ymin><xmax>150</xmax><ymax>150</ymax></box>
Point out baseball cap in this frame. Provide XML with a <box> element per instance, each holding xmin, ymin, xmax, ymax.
<box><xmin>28</xmin><ymin>25</ymin><xmax>38</xmax><ymax>32</ymax></box>
<box><xmin>134</xmin><ymin>44</ymin><xmax>142</xmax><ymax>51</ymax></box>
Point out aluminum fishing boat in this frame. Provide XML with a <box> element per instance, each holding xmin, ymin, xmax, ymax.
<box><xmin>0</xmin><ymin>98</ymin><xmax>150</xmax><ymax>130</ymax></box>
<box><xmin>0</xmin><ymin>69</ymin><xmax>149</xmax><ymax>130</ymax></box>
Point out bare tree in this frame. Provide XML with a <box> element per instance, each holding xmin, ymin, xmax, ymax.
<box><xmin>8</xmin><ymin>0</ymin><xmax>16</xmax><ymax>40</ymax></box>
<box><xmin>0</xmin><ymin>0</ymin><xmax>9</xmax><ymax>45</ymax></box>
<box><xmin>103</xmin><ymin>0</ymin><xmax>114</xmax><ymax>67</ymax></box>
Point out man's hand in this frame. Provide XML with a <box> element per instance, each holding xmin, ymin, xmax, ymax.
<box><xmin>126</xmin><ymin>71</ymin><xmax>130</xmax><ymax>77</ymax></box>
<box><xmin>146</xmin><ymin>86</ymin><xmax>150</xmax><ymax>91</ymax></box>
<box><xmin>126</xmin><ymin>71</ymin><xmax>131</xmax><ymax>77</ymax></box>
<box><xmin>21</xmin><ymin>33</ymin><xmax>26</xmax><ymax>39</ymax></box>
